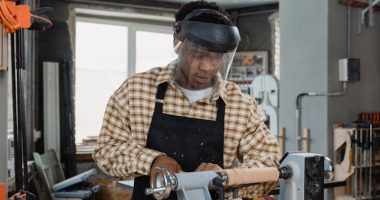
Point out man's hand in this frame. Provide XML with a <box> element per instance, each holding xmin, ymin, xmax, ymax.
<box><xmin>195</xmin><ymin>163</ymin><xmax>222</xmax><ymax>171</ymax></box>
<box><xmin>150</xmin><ymin>155</ymin><xmax>183</xmax><ymax>175</ymax></box>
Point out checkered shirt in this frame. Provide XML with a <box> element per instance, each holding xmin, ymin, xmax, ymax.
<box><xmin>93</xmin><ymin>62</ymin><xmax>280</xmax><ymax>198</ymax></box>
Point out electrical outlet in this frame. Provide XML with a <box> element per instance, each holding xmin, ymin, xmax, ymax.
<box><xmin>339</xmin><ymin>58</ymin><xmax>360</xmax><ymax>82</ymax></box>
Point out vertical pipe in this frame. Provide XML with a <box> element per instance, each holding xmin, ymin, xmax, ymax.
<box><xmin>16</xmin><ymin>28</ymin><xmax>27</xmax><ymax>190</ymax></box>
<box><xmin>11</xmin><ymin>32</ymin><xmax>23</xmax><ymax>192</ymax></box>
<box><xmin>20</xmin><ymin>29</ymin><xmax>28</xmax><ymax>190</ymax></box>
<box><xmin>296</xmin><ymin>108</ymin><xmax>301</xmax><ymax>151</ymax></box>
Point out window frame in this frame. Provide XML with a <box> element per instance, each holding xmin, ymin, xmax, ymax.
<box><xmin>74</xmin><ymin>15</ymin><xmax>175</xmax><ymax>145</ymax></box>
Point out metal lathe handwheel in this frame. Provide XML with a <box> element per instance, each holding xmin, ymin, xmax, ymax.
<box><xmin>145</xmin><ymin>168</ymin><xmax>177</xmax><ymax>200</ymax></box>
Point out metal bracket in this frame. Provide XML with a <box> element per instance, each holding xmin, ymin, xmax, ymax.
<box><xmin>358</xmin><ymin>0</ymin><xmax>380</xmax><ymax>33</ymax></box>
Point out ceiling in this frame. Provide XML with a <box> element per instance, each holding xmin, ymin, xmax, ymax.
<box><xmin>154</xmin><ymin>0</ymin><xmax>278</xmax><ymax>9</ymax></box>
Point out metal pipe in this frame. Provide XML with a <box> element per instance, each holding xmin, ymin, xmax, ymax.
<box><xmin>11</xmin><ymin>32</ymin><xmax>23</xmax><ymax>192</ymax></box>
<box><xmin>296</xmin><ymin>93</ymin><xmax>308</xmax><ymax>151</ymax></box>
<box><xmin>15</xmin><ymin>28</ymin><xmax>28</xmax><ymax>190</ymax></box>
<box><xmin>295</xmin><ymin>82</ymin><xmax>347</xmax><ymax>151</ymax></box>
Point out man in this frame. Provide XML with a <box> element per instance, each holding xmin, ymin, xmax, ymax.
<box><xmin>93</xmin><ymin>1</ymin><xmax>280</xmax><ymax>199</ymax></box>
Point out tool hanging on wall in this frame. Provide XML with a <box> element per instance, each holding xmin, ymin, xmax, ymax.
<box><xmin>0</xmin><ymin>0</ymin><xmax>52</xmax><ymax>196</ymax></box>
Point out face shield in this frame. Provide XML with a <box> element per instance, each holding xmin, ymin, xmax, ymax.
<box><xmin>173</xmin><ymin>9</ymin><xmax>241</xmax><ymax>89</ymax></box>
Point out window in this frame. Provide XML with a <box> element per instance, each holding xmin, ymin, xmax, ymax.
<box><xmin>75</xmin><ymin>17</ymin><xmax>177</xmax><ymax>144</ymax></box>
<box><xmin>136</xmin><ymin>30</ymin><xmax>176</xmax><ymax>73</ymax></box>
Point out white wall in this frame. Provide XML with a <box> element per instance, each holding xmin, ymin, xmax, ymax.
<box><xmin>328</xmin><ymin>1</ymin><xmax>380</xmax><ymax>151</ymax></box>
<box><xmin>280</xmin><ymin>0</ymin><xmax>380</xmax><ymax>156</ymax></box>
<box><xmin>279</xmin><ymin>0</ymin><xmax>329</xmax><ymax>154</ymax></box>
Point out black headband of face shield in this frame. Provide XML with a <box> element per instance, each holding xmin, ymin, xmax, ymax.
<box><xmin>173</xmin><ymin>9</ymin><xmax>241</xmax><ymax>53</ymax></box>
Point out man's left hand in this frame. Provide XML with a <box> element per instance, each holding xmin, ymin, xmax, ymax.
<box><xmin>195</xmin><ymin>163</ymin><xmax>222</xmax><ymax>171</ymax></box>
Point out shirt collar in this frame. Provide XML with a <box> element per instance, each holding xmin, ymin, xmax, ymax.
<box><xmin>155</xmin><ymin>60</ymin><xmax>229</xmax><ymax>105</ymax></box>
<box><xmin>155</xmin><ymin>61</ymin><xmax>175</xmax><ymax>86</ymax></box>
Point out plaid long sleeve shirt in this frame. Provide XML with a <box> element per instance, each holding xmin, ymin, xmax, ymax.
<box><xmin>93</xmin><ymin>63</ymin><xmax>280</xmax><ymax>198</ymax></box>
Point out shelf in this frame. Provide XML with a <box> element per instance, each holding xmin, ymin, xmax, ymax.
<box><xmin>333</xmin><ymin>127</ymin><xmax>380</xmax><ymax>199</ymax></box>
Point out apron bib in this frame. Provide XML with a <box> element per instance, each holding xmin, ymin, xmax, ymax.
<box><xmin>132</xmin><ymin>83</ymin><xmax>225</xmax><ymax>200</ymax></box>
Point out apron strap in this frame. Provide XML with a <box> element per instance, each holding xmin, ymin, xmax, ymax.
<box><xmin>156</xmin><ymin>82</ymin><xmax>168</xmax><ymax>100</ymax></box>
<box><xmin>155</xmin><ymin>82</ymin><xmax>168</xmax><ymax>113</ymax></box>
<box><xmin>216</xmin><ymin>98</ymin><xmax>225</xmax><ymax>127</ymax></box>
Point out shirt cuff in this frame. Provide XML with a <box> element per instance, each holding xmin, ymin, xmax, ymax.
<box><xmin>141</xmin><ymin>149</ymin><xmax>166</xmax><ymax>175</ymax></box>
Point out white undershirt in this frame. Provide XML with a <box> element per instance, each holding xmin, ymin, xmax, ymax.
<box><xmin>178</xmin><ymin>85</ymin><xmax>213</xmax><ymax>103</ymax></box>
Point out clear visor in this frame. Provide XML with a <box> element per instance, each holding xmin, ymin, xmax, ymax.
<box><xmin>174</xmin><ymin>39</ymin><xmax>236</xmax><ymax>89</ymax></box>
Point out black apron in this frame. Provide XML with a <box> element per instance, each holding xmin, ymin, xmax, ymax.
<box><xmin>132</xmin><ymin>83</ymin><xmax>225</xmax><ymax>200</ymax></box>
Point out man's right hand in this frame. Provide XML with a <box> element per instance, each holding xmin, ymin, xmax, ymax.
<box><xmin>150</xmin><ymin>155</ymin><xmax>183</xmax><ymax>175</ymax></box>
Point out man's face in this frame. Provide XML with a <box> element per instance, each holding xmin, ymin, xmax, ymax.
<box><xmin>177</xmin><ymin>43</ymin><xmax>224</xmax><ymax>90</ymax></box>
